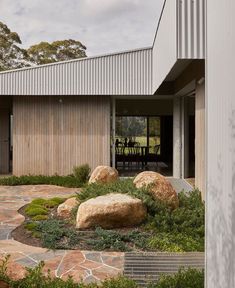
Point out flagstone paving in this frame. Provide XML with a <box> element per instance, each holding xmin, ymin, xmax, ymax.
<box><xmin>0</xmin><ymin>185</ymin><xmax>124</xmax><ymax>283</ymax></box>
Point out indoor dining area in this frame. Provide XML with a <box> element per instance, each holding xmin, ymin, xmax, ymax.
<box><xmin>112</xmin><ymin>98</ymin><xmax>174</xmax><ymax>176</ymax></box>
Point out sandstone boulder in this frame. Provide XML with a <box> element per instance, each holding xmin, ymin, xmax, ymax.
<box><xmin>57</xmin><ymin>197</ymin><xmax>79</xmax><ymax>218</ymax></box>
<box><xmin>76</xmin><ymin>193</ymin><xmax>146</xmax><ymax>229</ymax></box>
<box><xmin>133</xmin><ymin>171</ymin><xmax>179</xmax><ymax>209</ymax></box>
<box><xmin>88</xmin><ymin>166</ymin><xmax>118</xmax><ymax>184</ymax></box>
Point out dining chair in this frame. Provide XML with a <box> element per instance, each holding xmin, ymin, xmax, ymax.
<box><xmin>154</xmin><ymin>144</ymin><xmax>161</xmax><ymax>169</ymax></box>
<box><xmin>115</xmin><ymin>144</ymin><xmax>125</xmax><ymax>169</ymax></box>
<box><xmin>127</xmin><ymin>143</ymin><xmax>141</xmax><ymax>169</ymax></box>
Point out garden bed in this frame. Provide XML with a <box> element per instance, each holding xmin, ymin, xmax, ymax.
<box><xmin>11</xmin><ymin>179</ymin><xmax>205</xmax><ymax>253</ymax></box>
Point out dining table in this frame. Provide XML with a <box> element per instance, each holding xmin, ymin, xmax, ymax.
<box><xmin>115</xmin><ymin>145</ymin><xmax>151</xmax><ymax>169</ymax></box>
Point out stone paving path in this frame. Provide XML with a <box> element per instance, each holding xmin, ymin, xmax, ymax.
<box><xmin>0</xmin><ymin>185</ymin><xmax>124</xmax><ymax>283</ymax></box>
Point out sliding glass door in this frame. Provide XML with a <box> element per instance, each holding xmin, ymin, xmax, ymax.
<box><xmin>115</xmin><ymin>116</ymin><xmax>161</xmax><ymax>153</ymax></box>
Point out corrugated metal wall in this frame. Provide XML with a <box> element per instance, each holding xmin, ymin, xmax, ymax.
<box><xmin>177</xmin><ymin>0</ymin><xmax>205</xmax><ymax>59</ymax></box>
<box><xmin>152</xmin><ymin>0</ymin><xmax>177</xmax><ymax>93</ymax></box>
<box><xmin>0</xmin><ymin>48</ymin><xmax>152</xmax><ymax>96</ymax></box>
<box><xmin>13</xmin><ymin>95</ymin><xmax>110</xmax><ymax>175</ymax></box>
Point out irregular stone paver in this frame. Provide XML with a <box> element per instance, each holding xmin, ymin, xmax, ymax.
<box><xmin>0</xmin><ymin>185</ymin><xmax>124</xmax><ymax>284</ymax></box>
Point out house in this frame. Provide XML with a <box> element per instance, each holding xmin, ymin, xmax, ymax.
<box><xmin>0</xmin><ymin>1</ymin><xmax>235</xmax><ymax>285</ymax></box>
<box><xmin>0</xmin><ymin>1</ymin><xmax>205</xmax><ymax>192</ymax></box>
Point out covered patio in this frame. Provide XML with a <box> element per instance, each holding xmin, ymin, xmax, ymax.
<box><xmin>111</xmin><ymin>97</ymin><xmax>173</xmax><ymax>177</ymax></box>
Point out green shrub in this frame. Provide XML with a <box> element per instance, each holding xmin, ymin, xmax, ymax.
<box><xmin>25</xmin><ymin>197</ymin><xmax>66</xmax><ymax>220</ymax></box>
<box><xmin>87</xmin><ymin>227</ymin><xmax>129</xmax><ymax>251</ymax></box>
<box><xmin>73</xmin><ymin>164</ymin><xmax>91</xmax><ymax>183</ymax></box>
<box><xmin>31</xmin><ymin>198</ymin><xmax>60</xmax><ymax>208</ymax></box>
<box><xmin>50</xmin><ymin>197</ymin><xmax>66</xmax><ymax>205</ymax></box>
<box><xmin>35</xmin><ymin>219</ymin><xmax>81</xmax><ymax>250</ymax></box>
<box><xmin>147</xmin><ymin>268</ymin><xmax>204</xmax><ymax>288</ymax></box>
<box><xmin>144</xmin><ymin>190</ymin><xmax>205</xmax><ymax>252</ymax></box>
<box><xmin>31</xmin><ymin>198</ymin><xmax>47</xmax><ymax>206</ymax></box>
<box><xmin>101</xmin><ymin>276</ymin><xmax>138</xmax><ymax>288</ymax></box>
<box><xmin>25</xmin><ymin>206</ymin><xmax>48</xmax><ymax>217</ymax></box>
<box><xmin>32</xmin><ymin>215</ymin><xmax>49</xmax><ymax>221</ymax></box>
<box><xmin>147</xmin><ymin>233</ymin><xmax>203</xmax><ymax>252</ymax></box>
<box><xmin>0</xmin><ymin>174</ymin><xmax>84</xmax><ymax>188</ymax></box>
<box><xmin>24</xmin><ymin>222</ymin><xmax>39</xmax><ymax>231</ymax></box>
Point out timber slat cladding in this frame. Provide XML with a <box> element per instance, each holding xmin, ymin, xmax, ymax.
<box><xmin>13</xmin><ymin>95</ymin><xmax>110</xmax><ymax>176</ymax></box>
<box><xmin>124</xmin><ymin>252</ymin><xmax>204</xmax><ymax>287</ymax></box>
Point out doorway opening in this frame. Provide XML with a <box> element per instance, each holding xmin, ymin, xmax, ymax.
<box><xmin>111</xmin><ymin>98</ymin><xmax>173</xmax><ymax>177</ymax></box>
<box><xmin>0</xmin><ymin>96</ymin><xmax>13</xmax><ymax>175</ymax></box>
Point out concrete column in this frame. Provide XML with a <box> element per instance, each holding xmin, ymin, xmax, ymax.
<box><xmin>181</xmin><ymin>97</ymin><xmax>189</xmax><ymax>179</ymax></box>
<box><xmin>195</xmin><ymin>81</ymin><xmax>205</xmax><ymax>199</ymax></box>
<box><xmin>111</xmin><ymin>97</ymin><xmax>116</xmax><ymax>168</ymax></box>
<box><xmin>173</xmin><ymin>96</ymin><xmax>181</xmax><ymax>178</ymax></box>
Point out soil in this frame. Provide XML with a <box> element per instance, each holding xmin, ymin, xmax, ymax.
<box><xmin>11</xmin><ymin>205</ymin><xmax>42</xmax><ymax>247</ymax></box>
<box><xmin>0</xmin><ymin>280</ymin><xmax>10</xmax><ymax>288</ymax></box>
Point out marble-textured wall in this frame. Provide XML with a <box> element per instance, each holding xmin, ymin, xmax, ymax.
<box><xmin>206</xmin><ymin>0</ymin><xmax>235</xmax><ymax>287</ymax></box>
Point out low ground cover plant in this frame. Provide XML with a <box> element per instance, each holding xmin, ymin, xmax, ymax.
<box><xmin>148</xmin><ymin>268</ymin><xmax>204</xmax><ymax>288</ymax></box>
<box><xmin>0</xmin><ymin>164</ymin><xmax>91</xmax><ymax>188</ymax></box>
<box><xmin>20</xmin><ymin>179</ymin><xmax>204</xmax><ymax>252</ymax></box>
<box><xmin>0</xmin><ymin>256</ymin><xmax>204</xmax><ymax>288</ymax></box>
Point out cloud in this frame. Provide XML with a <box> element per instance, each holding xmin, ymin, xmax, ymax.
<box><xmin>0</xmin><ymin>0</ymin><xmax>164</xmax><ymax>56</ymax></box>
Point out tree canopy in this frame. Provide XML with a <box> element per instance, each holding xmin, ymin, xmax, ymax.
<box><xmin>0</xmin><ymin>21</ymin><xmax>87</xmax><ymax>71</ymax></box>
<box><xmin>28</xmin><ymin>39</ymin><xmax>87</xmax><ymax>65</ymax></box>
<box><xmin>0</xmin><ymin>21</ymin><xmax>32</xmax><ymax>71</ymax></box>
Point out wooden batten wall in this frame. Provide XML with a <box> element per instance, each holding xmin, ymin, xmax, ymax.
<box><xmin>0</xmin><ymin>96</ymin><xmax>11</xmax><ymax>174</ymax></box>
<box><xmin>195</xmin><ymin>81</ymin><xmax>205</xmax><ymax>199</ymax></box>
<box><xmin>13</xmin><ymin>95</ymin><xmax>110</xmax><ymax>176</ymax></box>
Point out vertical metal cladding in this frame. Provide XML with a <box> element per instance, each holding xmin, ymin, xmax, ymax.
<box><xmin>0</xmin><ymin>48</ymin><xmax>152</xmax><ymax>95</ymax></box>
<box><xmin>177</xmin><ymin>0</ymin><xmax>205</xmax><ymax>59</ymax></box>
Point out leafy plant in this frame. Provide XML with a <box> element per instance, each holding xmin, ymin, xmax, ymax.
<box><xmin>25</xmin><ymin>197</ymin><xmax>65</xmax><ymax>217</ymax></box>
<box><xmin>73</xmin><ymin>164</ymin><xmax>91</xmax><ymax>184</ymax></box>
<box><xmin>0</xmin><ymin>174</ymin><xmax>84</xmax><ymax>188</ymax></box>
<box><xmin>144</xmin><ymin>190</ymin><xmax>205</xmax><ymax>252</ymax></box>
<box><xmin>25</xmin><ymin>205</ymin><xmax>48</xmax><ymax>217</ymax></box>
<box><xmin>87</xmin><ymin>227</ymin><xmax>129</xmax><ymax>251</ymax></box>
<box><xmin>24</xmin><ymin>222</ymin><xmax>39</xmax><ymax>231</ymax></box>
<box><xmin>35</xmin><ymin>219</ymin><xmax>81</xmax><ymax>250</ymax></box>
<box><xmin>32</xmin><ymin>215</ymin><xmax>49</xmax><ymax>221</ymax></box>
<box><xmin>147</xmin><ymin>268</ymin><xmax>204</xmax><ymax>288</ymax></box>
<box><xmin>147</xmin><ymin>233</ymin><xmax>203</xmax><ymax>252</ymax></box>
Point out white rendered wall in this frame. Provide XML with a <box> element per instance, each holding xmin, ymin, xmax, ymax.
<box><xmin>206</xmin><ymin>0</ymin><xmax>235</xmax><ymax>287</ymax></box>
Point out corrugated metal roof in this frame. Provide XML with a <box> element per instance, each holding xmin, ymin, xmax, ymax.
<box><xmin>0</xmin><ymin>0</ymin><xmax>205</xmax><ymax>96</ymax></box>
<box><xmin>0</xmin><ymin>47</ymin><xmax>152</xmax><ymax>95</ymax></box>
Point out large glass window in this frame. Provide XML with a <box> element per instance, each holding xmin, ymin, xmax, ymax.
<box><xmin>148</xmin><ymin>117</ymin><xmax>161</xmax><ymax>154</ymax></box>
<box><xmin>115</xmin><ymin>116</ymin><xmax>160</xmax><ymax>154</ymax></box>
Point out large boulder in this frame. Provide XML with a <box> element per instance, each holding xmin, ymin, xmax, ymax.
<box><xmin>133</xmin><ymin>171</ymin><xmax>179</xmax><ymax>209</ymax></box>
<box><xmin>88</xmin><ymin>166</ymin><xmax>118</xmax><ymax>184</ymax></box>
<box><xmin>76</xmin><ymin>193</ymin><xmax>147</xmax><ymax>229</ymax></box>
<box><xmin>57</xmin><ymin>197</ymin><xmax>79</xmax><ymax>219</ymax></box>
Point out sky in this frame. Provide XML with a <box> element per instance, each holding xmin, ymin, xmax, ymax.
<box><xmin>0</xmin><ymin>0</ymin><xmax>164</xmax><ymax>56</ymax></box>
